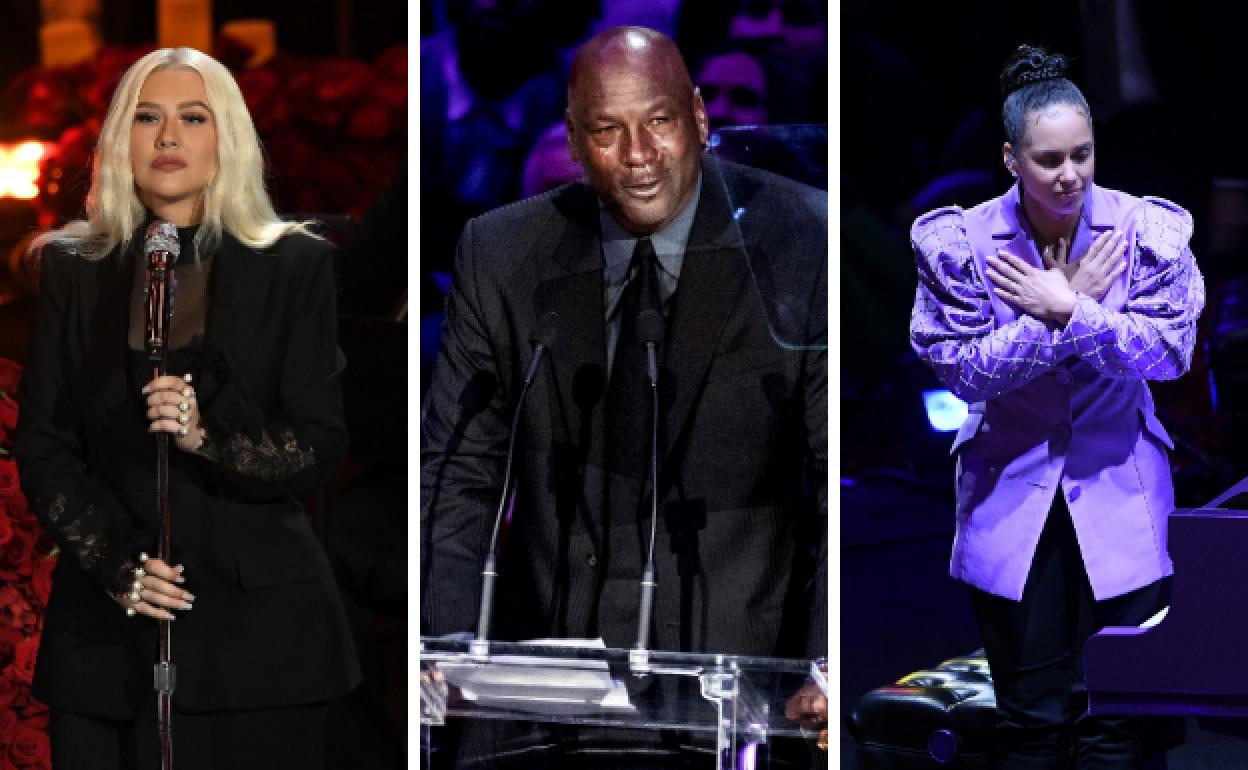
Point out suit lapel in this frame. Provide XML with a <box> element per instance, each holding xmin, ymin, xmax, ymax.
<box><xmin>660</xmin><ymin>157</ymin><xmax>751</xmax><ymax>465</ymax></box>
<box><xmin>206</xmin><ymin>233</ymin><xmax>273</xmax><ymax>359</ymax></box>
<box><xmin>538</xmin><ymin>185</ymin><xmax>607</xmax><ymax>450</ymax></box>
<box><xmin>980</xmin><ymin>188</ymin><xmax>1032</xmax><ymax>327</ymax></box>
<box><xmin>78</xmin><ymin>243</ymin><xmax>139</xmax><ymax>430</ymax></box>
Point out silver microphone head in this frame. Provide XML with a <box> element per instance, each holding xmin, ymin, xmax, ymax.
<box><xmin>144</xmin><ymin>221</ymin><xmax>180</xmax><ymax>257</ymax></box>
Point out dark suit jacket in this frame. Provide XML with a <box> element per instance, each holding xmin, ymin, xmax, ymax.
<box><xmin>15</xmin><ymin>230</ymin><xmax>360</xmax><ymax>718</ymax></box>
<box><xmin>421</xmin><ymin>156</ymin><xmax>827</xmax><ymax>657</ymax></box>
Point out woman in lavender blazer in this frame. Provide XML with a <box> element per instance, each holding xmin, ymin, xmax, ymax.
<box><xmin>909</xmin><ymin>45</ymin><xmax>1204</xmax><ymax>768</ymax></box>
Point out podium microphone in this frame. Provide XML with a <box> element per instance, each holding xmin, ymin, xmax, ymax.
<box><xmin>472</xmin><ymin>311</ymin><xmax>559</xmax><ymax>658</ymax></box>
<box><xmin>631</xmin><ymin>307</ymin><xmax>664</xmax><ymax>673</ymax></box>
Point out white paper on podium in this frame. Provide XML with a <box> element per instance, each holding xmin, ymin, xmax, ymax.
<box><xmin>436</xmin><ymin>638</ymin><xmax>638</xmax><ymax>716</ymax></box>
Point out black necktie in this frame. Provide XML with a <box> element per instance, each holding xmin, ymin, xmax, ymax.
<box><xmin>606</xmin><ymin>238</ymin><xmax>663</xmax><ymax>479</ymax></box>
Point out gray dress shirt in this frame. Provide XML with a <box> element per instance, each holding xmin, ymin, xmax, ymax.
<box><xmin>600</xmin><ymin>174</ymin><xmax>701</xmax><ymax>376</ymax></box>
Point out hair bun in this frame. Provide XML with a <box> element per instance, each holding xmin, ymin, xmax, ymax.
<box><xmin>1000</xmin><ymin>44</ymin><xmax>1068</xmax><ymax>97</ymax></box>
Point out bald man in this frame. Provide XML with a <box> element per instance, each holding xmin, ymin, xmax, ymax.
<box><xmin>422</xmin><ymin>22</ymin><xmax>825</xmax><ymax>671</ymax></box>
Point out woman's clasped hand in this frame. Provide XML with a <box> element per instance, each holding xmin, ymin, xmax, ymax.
<box><xmin>985</xmin><ymin>229</ymin><xmax>1128</xmax><ymax>324</ymax></box>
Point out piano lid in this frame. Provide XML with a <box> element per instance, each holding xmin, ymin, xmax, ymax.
<box><xmin>1085</xmin><ymin>504</ymin><xmax>1248</xmax><ymax>717</ymax></box>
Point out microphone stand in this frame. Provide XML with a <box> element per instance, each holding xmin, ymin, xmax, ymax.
<box><xmin>471</xmin><ymin>311</ymin><xmax>559</xmax><ymax>660</ymax></box>
<box><xmin>631</xmin><ymin>308</ymin><xmax>663</xmax><ymax>675</ymax></box>
<box><xmin>144</xmin><ymin>223</ymin><xmax>178</xmax><ymax>770</ymax></box>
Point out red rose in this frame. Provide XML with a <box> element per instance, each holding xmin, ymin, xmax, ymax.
<box><xmin>213</xmin><ymin>33</ymin><xmax>255</xmax><ymax>72</ymax></box>
<box><xmin>0</xmin><ymin>670</ymin><xmax>15</xmax><ymax>710</ymax></box>
<box><xmin>0</xmin><ymin>396</ymin><xmax>18</xmax><ymax>433</ymax></box>
<box><xmin>38</xmin><ymin>125</ymin><xmax>96</xmax><ymax>227</ymax></box>
<box><xmin>3</xmin><ymin>508</ymin><xmax>39</xmax><ymax>554</ymax></box>
<box><xmin>292</xmin><ymin>59</ymin><xmax>371</xmax><ymax>129</ymax></box>
<box><xmin>237</xmin><ymin>68</ymin><xmax>290</xmax><ymax>134</ymax></box>
<box><xmin>0</xmin><ymin>704</ymin><xmax>17</xmax><ymax>747</ymax></box>
<box><xmin>10</xmin><ymin>70</ymin><xmax>77</xmax><ymax>131</ymax></box>
<box><xmin>8</xmin><ymin>723</ymin><xmax>49</xmax><ymax>768</ymax></box>
<box><xmin>77</xmin><ymin>45</ymin><xmax>148</xmax><ymax>117</ymax></box>
<box><xmin>368</xmin><ymin>49</ymin><xmax>407</xmax><ymax>109</ymax></box>
<box><xmin>0</xmin><ymin>626</ymin><xmax>21</xmax><ymax>664</ymax></box>
<box><xmin>0</xmin><ymin>526</ymin><xmax>33</xmax><ymax>579</ymax></box>
<box><xmin>0</xmin><ymin>585</ymin><xmax>24</xmax><ymax>627</ymax></box>
<box><xmin>315</xmin><ymin>59</ymin><xmax>371</xmax><ymax>104</ymax></box>
<box><xmin>9</xmin><ymin>682</ymin><xmax>31</xmax><ymax>713</ymax></box>
<box><xmin>0</xmin><ymin>360</ymin><xmax>21</xmax><ymax>398</ymax></box>
<box><xmin>373</xmin><ymin>44</ymin><xmax>407</xmax><ymax>83</ymax></box>
<box><xmin>30</xmin><ymin>557</ymin><xmax>53</xmax><ymax>607</ymax></box>
<box><xmin>18</xmin><ymin>701</ymin><xmax>49</xmax><ymax>731</ymax></box>
<box><xmin>0</xmin><ymin>510</ymin><xmax>12</xmax><ymax>549</ymax></box>
<box><xmin>348</xmin><ymin>103</ymin><xmax>393</xmax><ymax>141</ymax></box>
<box><xmin>3</xmin><ymin>636</ymin><xmax>39</xmax><ymax>686</ymax></box>
<box><xmin>0</xmin><ymin>460</ymin><xmax>20</xmax><ymax>499</ymax></box>
<box><xmin>32</xmin><ymin>530</ymin><xmax>54</xmax><ymax>562</ymax></box>
<box><xmin>12</xmin><ymin>588</ymin><xmax>37</xmax><ymax>633</ymax></box>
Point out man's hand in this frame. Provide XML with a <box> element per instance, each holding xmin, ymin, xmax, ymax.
<box><xmin>986</xmin><ymin>250</ymin><xmax>1077</xmax><ymax>324</ymax></box>
<box><xmin>785</xmin><ymin>679</ymin><xmax>829</xmax><ymax>751</ymax></box>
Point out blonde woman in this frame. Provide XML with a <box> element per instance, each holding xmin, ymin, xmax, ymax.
<box><xmin>16</xmin><ymin>48</ymin><xmax>359</xmax><ymax>770</ymax></box>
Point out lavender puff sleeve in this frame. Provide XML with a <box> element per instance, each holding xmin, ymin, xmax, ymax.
<box><xmin>909</xmin><ymin>208</ymin><xmax>1063</xmax><ymax>402</ymax></box>
<box><xmin>1062</xmin><ymin>198</ymin><xmax>1205</xmax><ymax>381</ymax></box>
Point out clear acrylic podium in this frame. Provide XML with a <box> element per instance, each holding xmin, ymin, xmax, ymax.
<box><xmin>419</xmin><ymin>637</ymin><xmax>827</xmax><ymax>769</ymax></box>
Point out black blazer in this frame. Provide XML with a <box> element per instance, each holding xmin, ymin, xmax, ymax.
<box><xmin>422</xmin><ymin>156</ymin><xmax>827</xmax><ymax>657</ymax></box>
<box><xmin>15</xmin><ymin>229</ymin><xmax>360</xmax><ymax>718</ymax></box>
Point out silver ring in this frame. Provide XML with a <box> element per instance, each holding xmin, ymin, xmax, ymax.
<box><xmin>183</xmin><ymin>373</ymin><xmax>193</xmax><ymax>383</ymax></box>
<box><xmin>177</xmin><ymin>414</ymin><xmax>190</xmax><ymax>425</ymax></box>
<box><xmin>182</xmin><ymin>388</ymin><xmax>194</xmax><ymax>398</ymax></box>
<box><xmin>178</xmin><ymin>402</ymin><xmax>190</xmax><ymax>413</ymax></box>
<box><xmin>178</xmin><ymin>427</ymin><xmax>189</xmax><ymax>437</ymax></box>
<box><xmin>138</xmin><ymin>552</ymin><xmax>149</xmax><ymax>564</ymax></box>
<box><xmin>126</xmin><ymin>607</ymin><xmax>137</xmax><ymax>617</ymax></box>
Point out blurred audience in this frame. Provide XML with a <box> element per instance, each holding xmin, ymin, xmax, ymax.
<box><xmin>420</xmin><ymin>0</ymin><xmax>596</xmax><ymax>273</ymax></box>
<box><xmin>727</xmin><ymin>0</ymin><xmax>826</xmax><ymax>69</ymax></box>
<box><xmin>694</xmin><ymin>44</ymin><xmax>770</xmax><ymax>131</ymax></box>
<box><xmin>518</xmin><ymin>121</ymin><xmax>581</xmax><ymax>198</ymax></box>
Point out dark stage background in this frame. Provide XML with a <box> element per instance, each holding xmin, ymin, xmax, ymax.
<box><xmin>841</xmin><ymin>2</ymin><xmax>1248</xmax><ymax>767</ymax></box>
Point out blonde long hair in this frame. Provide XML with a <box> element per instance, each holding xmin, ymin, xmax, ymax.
<box><xmin>32</xmin><ymin>47</ymin><xmax>317</xmax><ymax>259</ymax></box>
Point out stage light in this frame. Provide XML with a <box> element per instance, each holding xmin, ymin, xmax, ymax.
<box><xmin>0</xmin><ymin>141</ymin><xmax>51</xmax><ymax>200</ymax></box>
<box><xmin>922</xmin><ymin>389</ymin><xmax>968</xmax><ymax>432</ymax></box>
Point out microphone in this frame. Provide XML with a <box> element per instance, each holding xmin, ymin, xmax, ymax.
<box><xmin>472</xmin><ymin>311</ymin><xmax>560</xmax><ymax>658</ymax></box>
<box><xmin>143</xmin><ymin>221</ymin><xmax>179</xmax><ymax>365</ymax></box>
<box><xmin>636</xmin><ymin>308</ymin><xmax>663</xmax><ymax>388</ymax></box>
<box><xmin>142</xmin><ymin>219</ymin><xmax>179</xmax><ymax>770</ymax></box>
<box><xmin>632</xmin><ymin>308</ymin><xmax>663</xmax><ymax>673</ymax></box>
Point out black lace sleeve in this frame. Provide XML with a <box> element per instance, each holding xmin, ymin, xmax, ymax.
<box><xmin>15</xmin><ymin>246</ymin><xmax>145</xmax><ymax>596</ymax></box>
<box><xmin>185</xmin><ymin>240</ymin><xmax>347</xmax><ymax>499</ymax></box>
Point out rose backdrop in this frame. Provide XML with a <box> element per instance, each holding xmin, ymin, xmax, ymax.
<box><xmin>0</xmin><ymin>360</ymin><xmax>56</xmax><ymax>770</ymax></box>
<box><xmin>5</xmin><ymin>35</ymin><xmax>407</xmax><ymax>230</ymax></box>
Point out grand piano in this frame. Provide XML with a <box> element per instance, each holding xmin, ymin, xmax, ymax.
<box><xmin>1085</xmin><ymin>486</ymin><xmax>1248</xmax><ymax>717</ymax></box>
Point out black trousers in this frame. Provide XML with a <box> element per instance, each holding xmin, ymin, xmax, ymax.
<box><xmin>969</xmin><ymin>494</ymin><xmax>1169</xmax><ymax>770</ymax></box>
<box><xmin>50</xmin><ymin>700</ymin><xmax>328</xmax><ymax>770</ymax></box>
